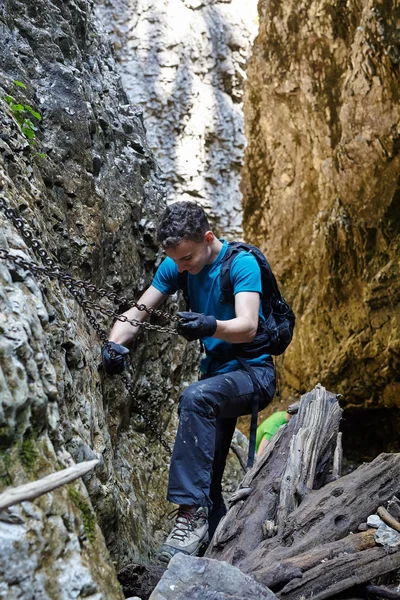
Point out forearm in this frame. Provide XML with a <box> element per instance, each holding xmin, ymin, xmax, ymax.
<box><xmin>109</xmin><ymin>285</ymin><xmax>167</xmax><ymax>345</ymax></box>
<box><xmin>257</xmin><ymin>437</ymin><xmax>268</xmax><ymax>457</ymax></box>
<box><xmin>176</xmin><ymin>292</ymin><xmax>260</xmax><ymax>344</ymax></box>
<box><xmin>109</xmin><ymin>306</ymin><xmax>148</xmax><ymax>345</ymax></box>
<box><xmin>214</xmin><ymin>316</ymin><xmax>258</xmax><ymax>344</ymax></box>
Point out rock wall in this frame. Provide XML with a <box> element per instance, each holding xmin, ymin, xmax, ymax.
<box><xmin>242</xmin><ymin>0</ymin><xmax>400</xmax><ymax>419</ymax></box>
<box><xmin>0</xmin><ymin>0</ymin><xmax>199</xmax><ymax>595</ymax></box>
<box><xmin>95</xmin><ymin>0</ymin><xmax>258</xmax><ymax>237</ymax></box>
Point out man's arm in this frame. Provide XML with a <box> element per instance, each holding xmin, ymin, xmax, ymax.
<box><xmin>176</xmin><ymin>291</ymin><xmax>260</xmax><ymax>343</ymax></box>
<box><xmin>213</xmin><ymin>291</ymin><xmax>259</xmax><ymax>344</ymax></box>
<box><xmin>109</xmin><ymin>285</ymin><xmax>169</xmax><ymax>345</ymax></box>
<box><xmin>257</xmin><ymin>436</ymin><xmax>268</xmax><ymax>457</ymax></box>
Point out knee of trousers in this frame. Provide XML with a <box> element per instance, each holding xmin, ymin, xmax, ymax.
<box><xmin>179</xmin><ymin>384</ymin><xmax>216</xmax><ymax>417</ymax></box>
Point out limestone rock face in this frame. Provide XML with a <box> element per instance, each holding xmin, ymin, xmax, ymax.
<box><xmin>242</xmin><ymin>0</ymin><xmax>400</xmax><ymax>413</ymax></box>
<box><xmin>0</xmin><ymin>0</ymin><xmax>197</xmax><ymax>594</ymax></box>
<box><xmin>95</xmin><ymin>0</ymin><xmax>258</xmax><ymax>237</ymax></box>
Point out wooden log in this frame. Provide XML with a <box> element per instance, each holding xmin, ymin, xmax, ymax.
<box><xmin>276</xmin><ymin>384</ymin><xmax>342</xmax><ymax>530</ymax></box>
<box><xmin>210</xmin><ymin>422</ymin><xmax>288</xmax><ymax>550</ymax></box>
<box><xmin>365</xmin><ymin>584</ymin><xmax>400</xmax><ymax>599</ymax></box>
<box><xmin>254</xmin><ymin>529</ymin><xmax>376</xmax><ymax>590</ymax></box>
<box><xmin>332</xmin><ymin>431</ymin><xmax>343</xmax><ymax>480</ymax></box>
<box><xmin>208</xmin><ymin>385</ymin><xmax>343</xmax><ymax>563</ymax></box>
<box><xmin>230</xmin><ymin>442</ymin><xmax>247</xmax><ymax>473</ymax></box>
<box><xmin>207</xmin><ymin>384</ymin><xmax>400</xmax><ymax>599</ymax></box>
<box><xmin>378</xmin><ymin>506</ymin><xmax>400</xmax><ymax>533</ymax></box>
<box><xmin>0</xmin><ymin>459</ymin><xmax>99</xmax><ymax>511</ymax></box>
<box><xmin>276</xmin><ymin>546</ymin><xmax>400</xmax><ymax>600</ymax></box>
<box><xmin>237</xmin><ymin>453</ymin><xmax>400</xmax><ymax>577</ymax></box>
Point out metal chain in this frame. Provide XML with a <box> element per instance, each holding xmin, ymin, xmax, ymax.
<box><xmin>0</xmin><ymin>195</ymin><xmax>181</xmax><ymax>326</ymax></box>
<box><xmin>0</xmin><ymin>250</ymin><xmax>178</xmax><ymax>335</ymax></box>
<box><xmin>0</xmin><ymin>195</ymin><xmax>174</xmax><ymax>455</ymax></box>
<box><xmin>121</xmin><ymin>372</ymin><xmax>173</xmax><ymax>455</ymax></box>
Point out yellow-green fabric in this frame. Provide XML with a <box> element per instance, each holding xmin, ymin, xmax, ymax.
<box><xmin>255</xmin><ymin>411</ymin><xmax>287</xmax><ymax>451</ymax></box>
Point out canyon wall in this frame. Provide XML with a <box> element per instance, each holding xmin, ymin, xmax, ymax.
<box><xmin>95</xmin><ymin>0</ymin><xmax>258</xmax><ymax>237</ymax></box>
<box><xmin>242</xmin><ymin>0</ymin><xmax>400</xmax><ymax>430</ymax></box>
<box><xmin>0</xmin><ymin>0</ymin><xmax>199</xmax><ymax>595</ymax></box>
<box><xmin>1</xmin><ymin>0</ymin><xmax>398</xmax><ymax>595</ymax></box>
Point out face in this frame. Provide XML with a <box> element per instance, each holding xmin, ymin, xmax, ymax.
<box><xmin>165</xmin><ymin>233</ymin><xmax>214</xmax><ymax>275</ymax></box>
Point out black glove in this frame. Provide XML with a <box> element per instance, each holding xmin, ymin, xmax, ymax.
<box><xmin>101</xmin><ymin>341</ymin><xmax>130</xmax><ymax>375</ymax></box>
<box><xmin>176</xmin><ymin>312</ymin><xmax>217</xmax><ymax>342</ymax></box>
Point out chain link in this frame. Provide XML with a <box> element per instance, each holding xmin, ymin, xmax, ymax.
<box><xmin>0</xmin><ymin>196</ymin><xmax>182</xmax><ymax>325</ymax></box>
<box><xmin>0</xmin><ymin>250</ymin><xmax>179</xmax><ymax>335</ymax></box>
<box><xmin>121</xmin><ymin>373</ymin><xmax>172</xmax><ymax>455</ymax></box>
<box><xmin>0</xmin><ymin>194</ymin><xmax>174</xmax><ymax>455</ymax></box>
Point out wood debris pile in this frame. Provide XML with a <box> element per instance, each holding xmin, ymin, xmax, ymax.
<box><xmin>207</xmin><ymin>384</ymin><xmax>400</xmax><ymax>600</ymax></box>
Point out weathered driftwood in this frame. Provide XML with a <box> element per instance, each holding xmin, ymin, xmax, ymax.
<box><xmin>378</xmin><ymin>505</ymin><xmax>400</xmax><ymax>533</ymax></box>
<box><xmin>214</xmin><ymin>453</ymin><xmax>400</xmax><ymax>585</ymax></box>
<box><xmin>275</xmin><ymin>385</ymin><xmax>342</xmax><ymax>528</ymax></box>
<box><xmin>208</xmin><ymin>384</ymin><xmax>343</xmax><ymax>563</ymax></box>
<box><xmin>0</xmin><ymin>459</ymin><xmax>99</xmax><ymax>511</ymax></box>
<box><xmin>257</xmin><ymin>453</ymin><xmax>400</xmax><ymax>565</ymax></box>
<box><xmin>277</xmin><ymin>545</ymin><xmax>400</xmax><ymax>600</ymax></box>
<box><xmin>332</xmin><ymin>431</ymin><xmax>342</xmax><ymax>480</ymax></box>
<box><xmin>246</xmin><ymin>454</ymin><xmax>400</xmax><ymax>588</ymax></box>
<box><xmin>230</xmin><ymin>441</ymin><xmax>247</xmax><ymax>473</ymax></box>
<box><xmin>254</xmin><ymin>529</ymin><xmax>376</xmax><ymax>590</ymax></box>
<box><xmin>207</xmin><ymin>384</ymin><xmax>400</xmax><ymax>599</ymax></box>
<box><xmin>365</xmin><ymin>584</ymin><xmax>400</xmax><ymax>600</ymax></box>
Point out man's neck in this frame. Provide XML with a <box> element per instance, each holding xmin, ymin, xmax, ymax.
<box><xmin>207</xmin><ymin>237</ymin><xmax>223</xmax><ymax>264</ymax></box>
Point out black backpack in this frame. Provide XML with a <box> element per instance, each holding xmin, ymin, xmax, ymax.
<box><xmin>177</xmin><ymin>241</ymin><xmax>295</xmax><ymax>357</ymax></box>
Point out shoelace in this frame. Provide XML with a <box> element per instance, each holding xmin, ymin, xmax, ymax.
<box><xmin>168</xmin><ymin>508</ymin><xmax>199</xmax><ymax>542</ymax></box>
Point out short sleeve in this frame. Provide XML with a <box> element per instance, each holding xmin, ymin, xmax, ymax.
<box><xmin>152</xmin><ymin>257</ymin><xmax>179</xmax><ymax>295</ymax></box>
<box><xmin>230</xmin><ymin>252</ymin><xmax>262</xmax><ymax>295</ymax></box>
<box><xmin>264</xmin><ymin>412</ymin><xmax>287</xmax><ymax>440</ymax></box>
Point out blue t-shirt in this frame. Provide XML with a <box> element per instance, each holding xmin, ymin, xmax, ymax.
<box><xmin>152</xmin><ymin>240</ymin><xmax>270</xmax><ymax>375</ymax></box>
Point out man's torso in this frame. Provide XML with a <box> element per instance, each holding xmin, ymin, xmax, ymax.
<box><xmin>152</xmin><ymin>240</ymin><xmax>270</xmax><ymax>374</ymax></box>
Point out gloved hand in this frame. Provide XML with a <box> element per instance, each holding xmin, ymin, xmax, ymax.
<box><xmin>176</xmin><ymin>312</ymin><xmax>217</xmax><ymax>342</ymax></box>
<box><xmin>101</xmin><ymin>341</ymin><xmax>130</xmax><ymax>375</ymax></box>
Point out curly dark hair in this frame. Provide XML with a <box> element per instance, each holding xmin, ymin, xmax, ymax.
<box><xmin>157</xmin><ymin>201</ymin><xmax>211</xmax><ymax>248</ymax></box>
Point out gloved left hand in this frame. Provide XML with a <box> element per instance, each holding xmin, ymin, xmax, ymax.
<box><xmin>176</xmin><ymin>312</ymin><xmax>217</xmax><ymax>341</ymax></box>
<box><xmin>101</xmin><ymin>341</ymin><xmax>130</xmax><ymax>375</ymax></box>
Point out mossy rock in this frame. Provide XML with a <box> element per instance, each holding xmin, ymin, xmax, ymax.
<box><xmin>69</xmin><ymin>486</ymin><xmax>97</xmax><ymax>543</ymax></box>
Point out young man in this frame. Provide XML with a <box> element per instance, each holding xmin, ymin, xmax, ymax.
<box><xmin>102</xmin><ymin>201</ymin><xmax>276</xmax><ymax>563</ymax></box>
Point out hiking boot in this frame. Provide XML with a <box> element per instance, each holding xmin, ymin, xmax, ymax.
<box><xmin>158</xmin><ymin>506</ymin><xmax>208</xmax><ymax>564</ymax></box>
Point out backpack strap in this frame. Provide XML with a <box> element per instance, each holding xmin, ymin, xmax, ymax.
<box><xmin>236</xmin><ymin>356</ymin><xmax>260</xmax><ymax>469</ymax></box>
<box><xmin>261</xmin><ymin>261</ymin><xmax>281</xmax><ymax>301</ymax></box>
<box><xmin>219</xmin><ymin>242</ymin><xmax>249</xmax><ymax>305</ymax></box>
<box><xmin>220</xmin><ymin>241</ymin><xmax>281</xmax><ymax>304</ymax></box>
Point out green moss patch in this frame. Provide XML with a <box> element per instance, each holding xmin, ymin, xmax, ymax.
<box><xmin>0</xmin><ymin>448</ymin><xmax>13</xmax><ymax>487</ymax></box>
<box><xmin>20</xmin><ymin>433</ymin><xmax>39</xmax><ymax>470</ymax></box>
<box><xmin>69</xmin><ymin>487</ymin><xmax>97</xmax><ymax>543</ymax></box>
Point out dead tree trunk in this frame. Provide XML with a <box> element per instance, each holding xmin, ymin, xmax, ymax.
<box><xmin>207</xmin><ymin>384</ymin><xmax>400</xmax><ymax>599</ymax></box>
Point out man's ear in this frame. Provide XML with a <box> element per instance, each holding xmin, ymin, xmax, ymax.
<box><xmin>205</xmin><ymin>231</ymin><xmax>214</xmax><ymax>244</ymax></box>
